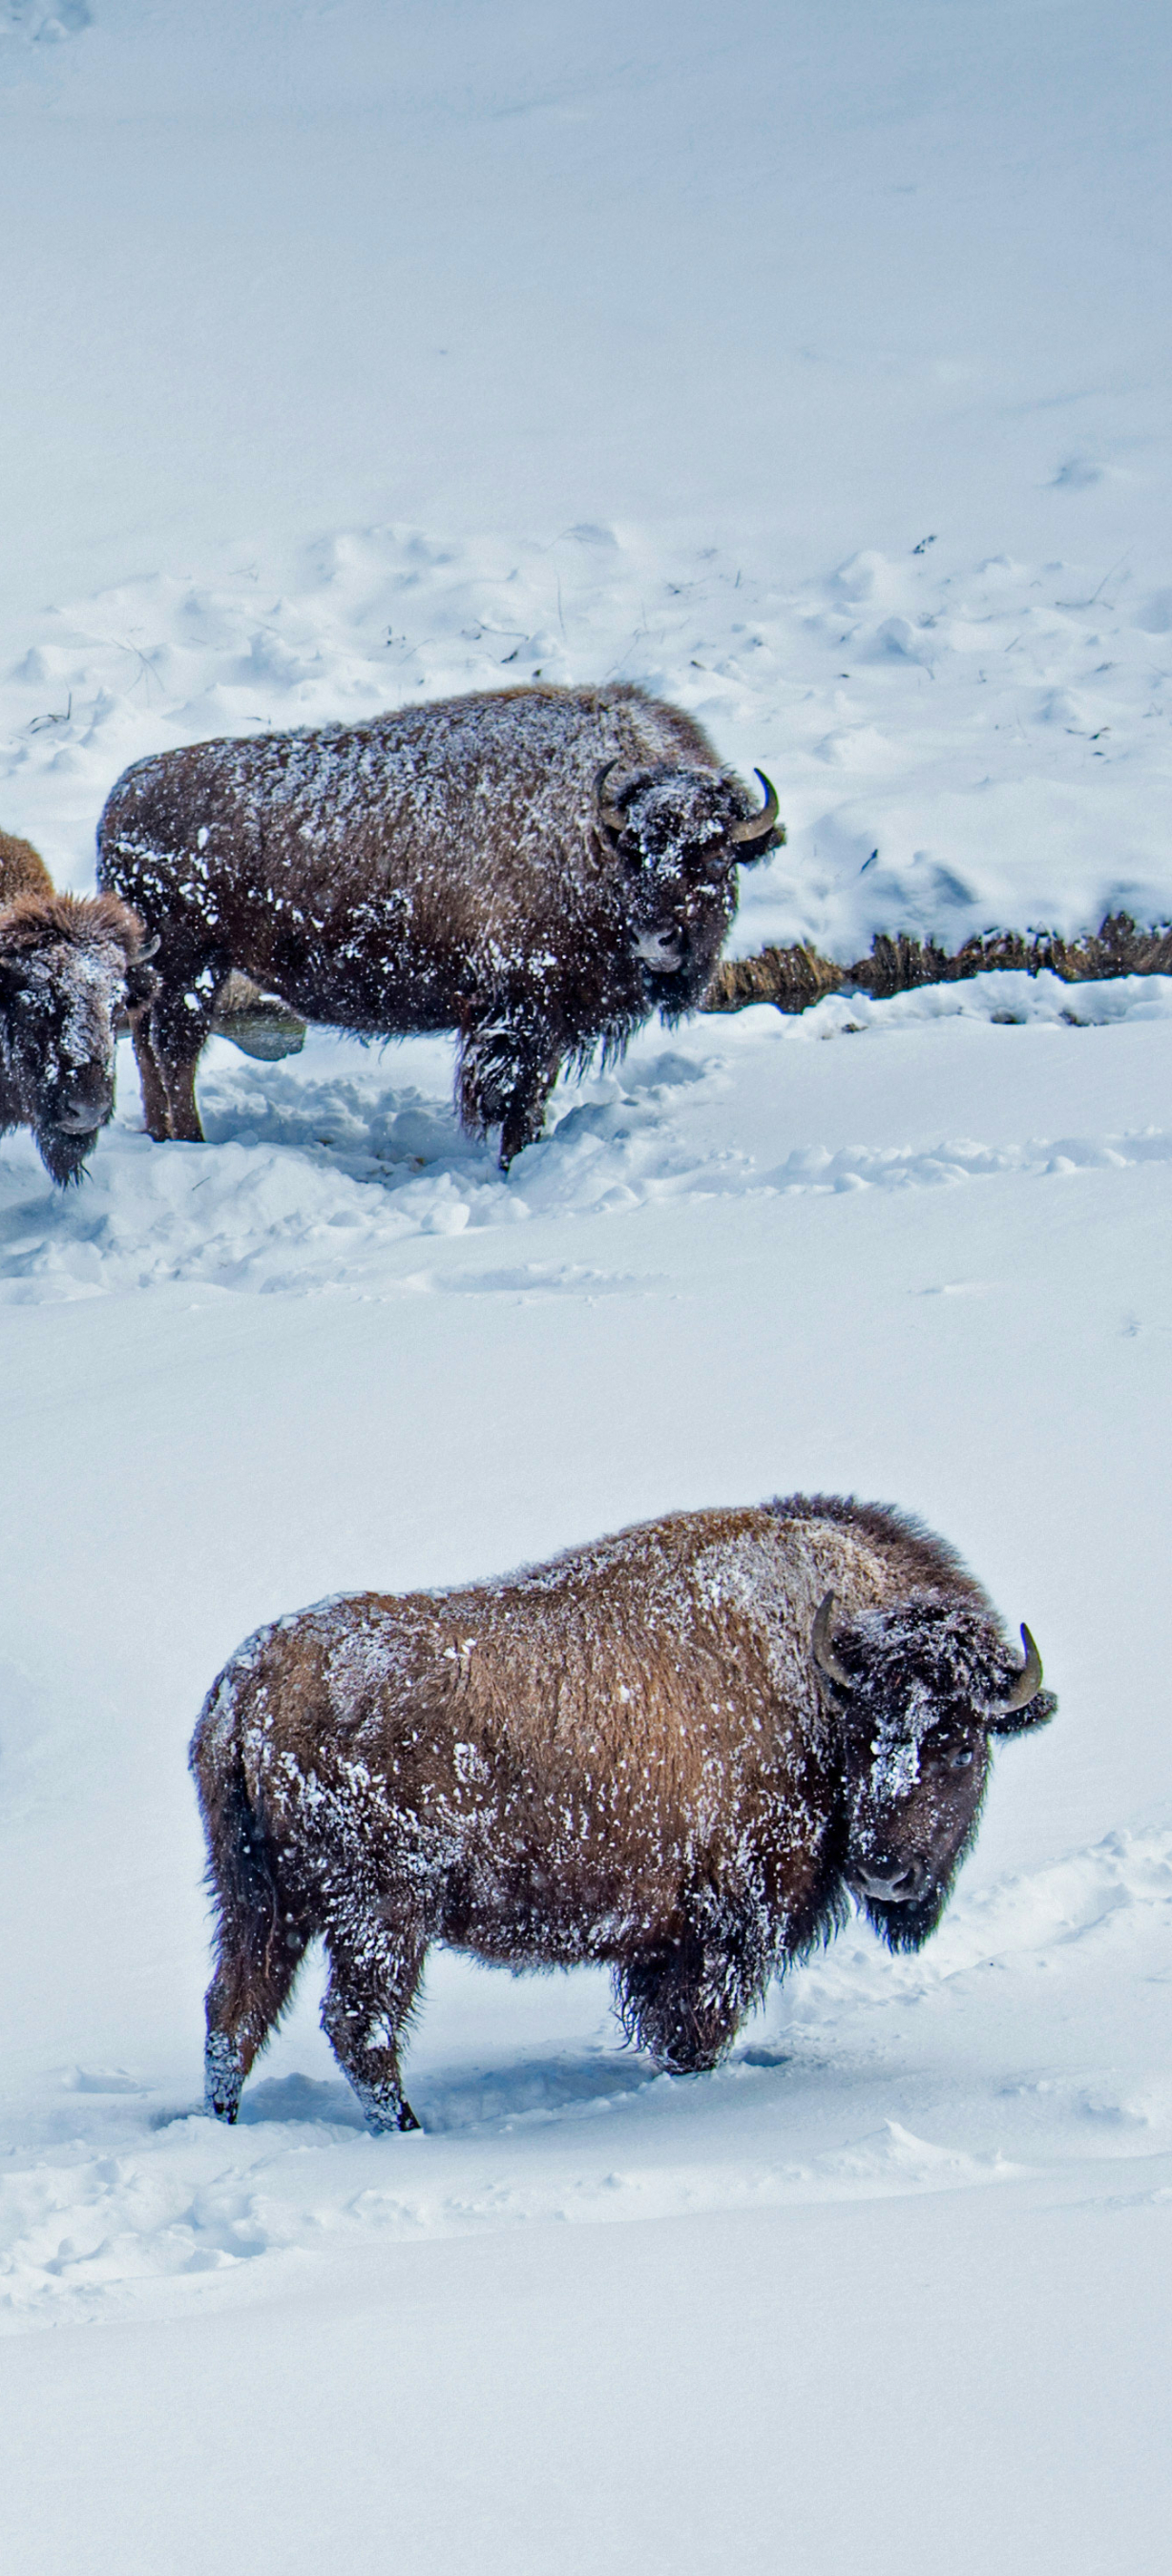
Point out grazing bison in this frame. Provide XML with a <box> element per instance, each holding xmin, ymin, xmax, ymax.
<box><xmin>0</xmin><ymin>829</ymin><xmax>159</xmax><ymax>1184</ymax></box>
<box><xmin>191</xmin><ymin>1494</ymin><xmax>1055</xmax><ymax>2133</ymax></box>
<box><xmin>96</xmin><ymin>682</ymin><xmax>781</xmax><ymax>1167</ymax></box>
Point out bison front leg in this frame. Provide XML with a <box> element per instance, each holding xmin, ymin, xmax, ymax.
<box><xmin>320</xmin><ymin>1922</ymin><xmax>429</xmax><ymax>2134</ymax></box>
<box><xmin>145</xmin><ymin>978</ymin><xmax>220</xmax><ymax>1143</ymax></box>
<box><xmin>129</xmin><ymin>1008</ymin><xmax>174</xmax><ymax>1141</ymax></box>
<box><xmin>616</xmin><ymin>1930</ymin><xmax>756</xmax><ymax>2074</ymax></box>
<box><xmin>457</xmin><ymin>1005</ymin><xmax>561</xmax><ymax>1172</ymax></box>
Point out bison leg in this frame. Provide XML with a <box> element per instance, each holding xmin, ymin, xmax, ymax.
<box><xmin>129</xmin><ymin>1008</ymin><xmax>174</xmax><ymax>1141</ymax></box>
<box><xmin>203</xmin><ymin>1909</ymin><xmax>314</xmax><ymax>2122</ymax></box>
<box><xmin>457</xmin><ymin>1008</ymin><xmax>561</xmax><ymax>1171</ymax></box>
<box><xmin>320</xmin><ymin>1922</ymin><xmax>429</xmax><ymax>2134</ymax></box>
<box><xmin>145</xmin><ymin>978</ymin><xmax>220</xmax><ymax>1143</ymax></box>
<box><xmin>616</xmin><ymin>1932</ymin><xmax>754</xmax><ymax>2074</ymax></box>
<box><xmin>199</xmin><ymin>1754</ymin><xmax>315</xmax><ymax>2121</ymax></box>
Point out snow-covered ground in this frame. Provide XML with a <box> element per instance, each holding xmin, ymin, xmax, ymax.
<box><xmin>2</xmin><ymin>7</ymin><xmax>1171</xmax><ymax>2571</ymax></box>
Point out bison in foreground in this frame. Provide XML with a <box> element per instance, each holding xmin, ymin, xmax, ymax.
<box><xmin>0</xmin><ymin>830</ymin><xmax>159</xmax><ymax>1185</ymax></box>
<box><xmin>191</xmin><ymin>1494</ymin><xmax>1054</xmax><ymax>2133</ymax></box>
<box><xmin>97</xmin><ymin>681</ymin><xmax>780</xmax><ymax>1168</ymax></box>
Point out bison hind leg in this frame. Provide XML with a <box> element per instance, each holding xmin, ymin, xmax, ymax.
<box><xmin>320</xmin><ymin>1918</ymin><xmax>429</xmax><ymax>2135</ymax></box>
<box><xmin>199</xmin><ymin>1765</ymin><xmax>314</xmax><ymax>2121</ymax></box>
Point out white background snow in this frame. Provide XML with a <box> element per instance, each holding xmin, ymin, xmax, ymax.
<box><xmin>2</xmin><ymin>5</ymin><xmax>1171</xmax><ymax>2569</ymax></box>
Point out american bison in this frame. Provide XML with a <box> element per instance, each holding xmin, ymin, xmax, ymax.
<box><xmin>191</xmin><ymin>1494</ymin><xmax>1054</xmax><ymax>2133</ymax></box>
<box><xmin>0</xmin><ymin>828</ymin><xmax>55</xmax><ymax>906</ymax></box>
<box><xmin>0</xmin><ymin>829</ymin><xmax>159</xmax><ymax>1186</ymax></box>
<box><xmin>96</xmin><ymin>682</ymin><xmax>781</xmax><ymax>1167</ymax></box>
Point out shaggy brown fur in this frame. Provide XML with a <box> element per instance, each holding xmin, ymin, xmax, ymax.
<box><xmin>0</xmin><ymin>887</ymin><xmax>158</xmax><ymax>1184</ymax></box>
<box><xmin>97</xmin><ymin>682</ymin><xmax>781</xmax><ymax>1167</ymax></box>
<box><xmin>0</xmin><ymin>829</ymin><xmax>54</xmax><ymax>905</ymax></box>
<box><xmin>191</xmin><ymin>1495</ymin><xmax>1054</xmax><ymax>2133</ymax></box>
<box><xmin>705</xmin><ymin>912</ymin><xmax>1172</xmax><ymax>1016</ymax></box>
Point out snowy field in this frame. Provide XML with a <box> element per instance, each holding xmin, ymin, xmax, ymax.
<box><xmin>2</xmin><ymin>6</ymin><xmax>1171</xmax><ymax>2572</ymax></box>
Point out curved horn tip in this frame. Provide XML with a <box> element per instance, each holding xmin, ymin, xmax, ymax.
<box><xmin>999</xmin><ymin>1622</ymin><xmax>1044</xmax><ymax>1713</ymax></box>
<box><xmin>730</xmin><ymin>769</ymin><xmax>781</xmax><ymax>847</ymax></box>
<box><xmin>811</xmin><ymin>1590</ymin><xmax>854</xmax><ymax>1692</ymax></box>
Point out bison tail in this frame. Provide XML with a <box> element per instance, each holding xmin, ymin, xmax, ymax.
<box><xmin>190</xmin><ymin>1675</ymin><xmax>310</xmax><ymax>2117</ymax></box>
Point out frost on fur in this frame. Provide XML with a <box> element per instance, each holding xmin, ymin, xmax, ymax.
<box><xmin>189</xmin><ymin>1495</ymin><xmax>1053</xmax><ymax>2129</ymax></box>
<box><xmin>97</xmin><ymin>683</ymin><xmax>780</xmax><ymax>1166</ymax></box>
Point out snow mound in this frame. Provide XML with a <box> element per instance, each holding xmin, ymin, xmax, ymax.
<box><xmin>4</xmin><ymin>523</ymin><xmax>1171</xmax><ymax>966</ymax></box>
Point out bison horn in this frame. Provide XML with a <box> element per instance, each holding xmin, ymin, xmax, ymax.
<box><xmin>811</xmin><ymin>1592</ymin><xmax>854</xmax><ymax>1692</ymax></box>
<box><xmin>136</xmin><ymin>931</ymin><xmax>161</xmax><ymax>959</ymax></box>
<box><xmin>995</xmin><ymin>1623</ymin><xmax>1044</xmax><ymax>1714</ymax></box>
<box><xmin>595</xmin><ymin>760</ymin><xmax>627</xmax><ymax>841</ymax></box>
<box><xmin>729</xmin><ymin>770</ymin><xmax>780</xmax><ymax>847</ymax></box>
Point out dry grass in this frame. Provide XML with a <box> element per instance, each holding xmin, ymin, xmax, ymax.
<box><xmin>704</xmin><ymin>914</ymin><xmax>1172</xmax><ymax>1017</ymax></box>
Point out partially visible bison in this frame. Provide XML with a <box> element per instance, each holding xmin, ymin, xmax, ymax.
<box><xmin>191</xmin><ymin>1494</ymin><xmax>1055</xmax><ymax>2133</ymax></box>
<box><xmin>97</xmin><ymin>682</ymin><xmax>781</xmax><ymax>1167</ymax></box>
<box><xmin>0</xmin><ymin>829</ymin><xmax>159</xmax><ymax>1186</ymax></box>
<box><xmin>0</xmin><ymin>828</ymin><xmax>55</xmax><ymax>905</ymax></box>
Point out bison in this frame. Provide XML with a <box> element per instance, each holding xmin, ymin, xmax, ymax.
<box><xmin>0</xmin><ymin>828</ymin><xmax>159</xmax><ymax>1186</ymax></box>
<box><xmin>0</xmin><ymin>828</ymin><xmax>55</xmax><ymax>906</ymax></box>
<box><xmin>191</xmin><ymin>1493</ymin><xmax>1055</xmax><ymax>2133</ymax></box>
<box><xmin>96</xmin><ymin>682</ymin><xmax>781</xmax><ymax>1168</ymax></box>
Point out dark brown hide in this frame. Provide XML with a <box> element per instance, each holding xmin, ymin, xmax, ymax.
<box><xmin>190</xmin><ymin>1495</ymin><xmax>1054</xmax><ymax>2132</ymax></box>
<box><xmin>96</xmin><ymin>683</ymin><xmax>782</xmax><ymax>1166</ymax></box>
<box><xmin>0</xmin><ymin>889</ymin><xmax>157</xmax><ymax>1185</ymax></box>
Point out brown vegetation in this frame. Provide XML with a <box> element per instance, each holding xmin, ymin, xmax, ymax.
<box><xmin>705</xmin><ymin>913</ymin><xmax>1172</xmax><ymax>1015</ymax></box>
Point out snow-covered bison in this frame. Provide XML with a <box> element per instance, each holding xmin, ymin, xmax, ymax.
<box><xmin>96</xmin><ymin>682</ymin><xmax>781</xmax><ymax>1167</ymax></box>
<box><xmin>0</xmin><ymin>830</ymin><xmax>159</xmax><ymax>1186</ymax></box>
<box><xmin>191</xmin><ymin>1494</ymin><xmax>1054</xmax><ymax>2133</ymax></box>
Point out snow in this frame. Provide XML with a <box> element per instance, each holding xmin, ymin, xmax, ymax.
<box><xmin>2</xmin><ymin>4</ymin><xmax>1171</xmax><ymax>2570</ymax></box>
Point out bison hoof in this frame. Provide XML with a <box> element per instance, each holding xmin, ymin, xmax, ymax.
<box><xmin>204</xmin><ymin>2030</ymin><xmax>244</xmax><ymax>2123</ymax></box>
<box><xmin>354</xmin><ymin>2075</ymin><xmax>422</xmax><ymax>2134</ymax></box>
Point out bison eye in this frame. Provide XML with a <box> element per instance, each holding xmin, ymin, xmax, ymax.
<box><xmin>949</xmin><ymin>1747</ymin><xmax>975</xmax><ymax>1772</ymax></box>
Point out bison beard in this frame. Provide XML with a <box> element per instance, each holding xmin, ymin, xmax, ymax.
<box><xmin>190</xmin><ymin>1496</ymin><xmax>1054</xmax><ymax>2132</ymax></box>
<box><xmin>96</xmin><ymin>681</ymin><xmax>781</xmax><ymax>1168</ymax></box>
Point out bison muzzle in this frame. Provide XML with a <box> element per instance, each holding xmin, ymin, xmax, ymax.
<box><xmin>190</xmin><ymin>1493</ymin><xmax>1055</xmax><ymax>2133</ymax></box>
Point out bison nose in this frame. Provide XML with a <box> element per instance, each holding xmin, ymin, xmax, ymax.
<box><xmin>853</xmin><ymin>1857</ymin><xmax>930</xmax><ymax>1904</ymax></box>
<box><xmin>52</xmin><ymin>1071</ymin><xmax>113</xmax><ymax>1134</ymax></box>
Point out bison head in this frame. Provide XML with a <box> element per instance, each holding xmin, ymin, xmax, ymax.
<box><xmin>596</xmin><ymin>761</ymin><xmax>781</xmax><ymax>1009</ymax></box>
<box><xmin>0</xmin><ymin>893</ymin><xmax>158</xmax><ymax>1185</ymax></box>
<box><xmin>812</xmin><ymin>1591</ymin><xmax>1056</xmax><ymax>1952</ymax></box>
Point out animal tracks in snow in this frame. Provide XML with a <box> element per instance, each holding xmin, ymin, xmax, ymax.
<box><xmin>3</xmin><ymin>976</ymin><xmax>1172</xmax><ymax>1305</ymax></box>
<box><xmin>1</xmin><ymin>1820</ymin><xmax>1169</xmax><ymax>2333</ymax></box>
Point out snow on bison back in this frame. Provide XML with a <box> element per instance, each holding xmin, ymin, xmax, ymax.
<box><xmin>95</xmin><ymin>681</ymin><xmax>780</xmax><ymax>1167</ymax></box>
<box><xmin>190</xmin><ymin>1494</ymin><xmax>1054</xmax><ymax>2133</ymax></box>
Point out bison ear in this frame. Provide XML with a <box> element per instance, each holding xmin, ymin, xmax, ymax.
<box><xmin>988</xmin><ymin>1685</ymin><xmax>1057</xmax><ymax>1737</ymax></box>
